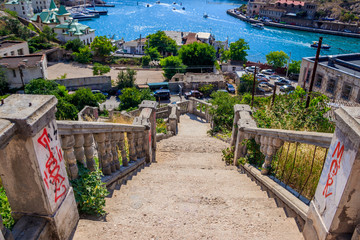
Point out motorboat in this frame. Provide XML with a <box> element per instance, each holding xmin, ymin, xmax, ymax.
<box><xmin>71</xmin><ymin>12</ymin><xmax>99</xmax><ymax>20</ymax></box>
<box><xmin>310</xmin><ymin>41</ymin><xmax>331</xmax><ymax>50</ymax></box>
<box><xmin>147</xmin><ymin>4</ymin><xmax>150</xmax><ymax>7</ymax></box>
<box><xmin>182</xmin><ymin>7</ymin><xmax>185</xmax><ymax>10</ymax></box>
<box><xmin>203</xmin><ymin>13</ymin><xmax>208</xmax><ymax>18</ymax></box>
<box><xmin>251</xmin><ymin>23</ymin><xmax>264</xmax><ymax>29</ymax></box>
<box><xmin>172</xmin><ymin>7</ymin><xmax>176</xmax><ymax>10</ymax></box>
<box><xmin>86</xmin><ymin>9</ymin><xmax>108</xmax><ymax>15</ymax></box>
<box><xmin>155</xmin><ymin>0</ymin><xmax>160</xmax><ymax>3</ymax></box>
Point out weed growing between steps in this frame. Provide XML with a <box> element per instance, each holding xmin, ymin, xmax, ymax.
<box><xmin>71</xmin><ymin>165</ymin><xmax>109</xmax><ymax>216</ymax></box>
<box><xmin>0</xmin><ymin>187</ymin><xmax>14</xmax><ymax>229</ymax></box>
<box><xmin>221</xmin><ymin>146</ymin><xmax>234</xmax><ymax>165</ymax></box>
<box><xmin>156</xmin><ymin>119</ymin><xmax>168</xmax><ymax>134</ymax></box>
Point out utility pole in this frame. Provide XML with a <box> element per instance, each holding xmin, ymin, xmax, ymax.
<box><xmin>306</xmin><ymin>37</ymin><xmax>322</xmax><ymax>108</ymax></box>
<box><xmin>251</xmin><ymin>66</ymin><xmax>257</xmax><ymax>108</ymax></box>
<box><xmin>286</xmin><ymin>51</ymin><xmax>291</xmax><ymax>78</ymax></box>
<box><xmin>271</xmin><ymin>84</ymin><xmax>277</xmax><ymax>108</ymax></box>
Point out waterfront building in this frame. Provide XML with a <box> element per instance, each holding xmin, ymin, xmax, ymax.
<box><xmin>5</xmin><ymin>0</ymin><xmax>34</xmax><ymax>19</ymax></box>
<box><xmin>30</xmin><ymin>0</ymin><xmax>95</xmax><ymax>44</ymax></box>
<box><xmin>299</xmin><ymin>53</ymin><xmax>360</xmax><ymax>104</ymax></box>
<box><xmin>0</xmin><ymin>40</ymin><xmax>30</xmax><ymax>57</ymax></box>
<box><xmin>32</xmin><ymin>0</ymin><xmax>51</xmax><ymax>13</ymax></box>
<box><xmin>0</xmin><ymin>54</ymin><xmax>47</xmax><ymax>88</ymax></box>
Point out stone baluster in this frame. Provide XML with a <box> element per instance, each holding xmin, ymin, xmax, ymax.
<box><xmin>105</xmin><ymin>133</ymin><xmax>115</xmax><ymax>173</ymax></box>
<box><xmin>118</xmin><ymin>132</ymin><xmax>128</xmax><ymax>166</ymax></box>
<box><xmin>259</xmin><ymin>136</ymin><xmax>284</xmax><ymax>175</ymax></box>
<box><xmin>127</xmin><ymin>132</ymin><xmax>137</xmax><ymax>162</ymax></box>
<box><xmin>74</xmin><ymin>134</ymin><xmax>85</xmax><ymax>166</ymax></box>
<box><xmin>94</xmin><ymin>133</ymin><xmax>111</xmax><ymax>175</ymax></box>
<box><xmin>136</xmin><ymin>132</ymin><xmax>144</xmax><ymax>159</ymax></box>
<box><xmin>112</xmin><ymin>132</ymin><xmax>121</xmax><ymax>170</ymax></box>
<box><xmin>61</xmin><ymin>135</ymin><xmax>78</xmax><ymax>180</ymax></box>
<box><xmin>83</xmin><ymin>133</ymin><xmax>96</xmax><ymax>171</ymax></box>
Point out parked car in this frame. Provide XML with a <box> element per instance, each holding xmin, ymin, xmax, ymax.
<box><xmin>257</xmin><ymin>77</ymin><xmax>269</xmax><ymax>83</ymax></box>
<box><xmin>154</xmin><ymin>89</ymin><xmax>171</xmax><ymax>100</ymax></box>
<box><xmin>289</xmin><ymin>73</ymin><xmax>299</xmax><ymax>81</ymax></box>
<box><xmin>261</xmin><ymin>69</ymin><xmax>275</xmax><ymax>75</ymax></box>
<box><xmin>255</xmin><ymin>87</ymin><xmax>266</xmax><ymax>95</ymax></box>
<box><xmin>184</xmin><ymin>90</ymin><xmax>203</xmax><ymax>99</ymax></box>
<box><xmin>258</xmin><ymin>83</ymin><xmax>273</xmax><ymax>92</ymax></box>
<box><xmin>226</xmin><ymin>83</ymin><xmax>236</xmax><ymax>93</ymax></box>
<box><xmin>263</xmin><ymin>82</ymin><xmax>275</xmax><ymax>88</ymax></box>
<box><xmin>245</xmin><ymin>66</ymin><xmax>257</xmax><ymax>72</ymax></box>
<box><xmin>269</xmin><ymin>75</ymin><xmax>281</xmax><ymax>80</ymax></box>
<box><xmin>280</xmin><ymin>85</ymin><xmax>295</xmax><ymax>92</ymax></box>
<box><xmin>275</xmin><ymin>79</ymin><xmax>291</xmax><ymax>85</ymax></box>
<box><xmin>256</xmin><ymin>73</ymin><xmax>268</xmax><ymax>79</ymax></box>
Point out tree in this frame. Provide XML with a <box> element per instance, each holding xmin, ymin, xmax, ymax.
<box><xmin>24</xmin><ymin>78</ymin><xmax>59</xmax><ymax>94</ymax></box>
<box><xmin>266</xmin><ymin>51</ymin><xmax>289</xmax><ymax>69</ymax></box>
<box><xmin>238</xmin><ymin>73</ymin><xmax>256</xmax><ymax>94</ymax></box>
<box><xmin>160</xmin><ymin>56</ymin><xmax>186</xmax><ymax>80</ymax></box>
<box><xmin>90</xmin><ymin>36</ymin><xmax>116</xmax><ymax>59</ymax></box>
<box><xmin>92</xmin><ymin>63</ymin><xmax>111</xmax><ymax>76</ymax></box>
<box><xmin>73</xmin><ymin>46</ymin><xmax>92</xmax><ymax>64</ymax></box>
<box><xmin>288</xmin><ymin>60</ymin><xmax>301</xmax><ymax>74</ymax></box>
<box><xmin>141</xmin><ymin>55</ymin><xmax>151</xmax><ymax>66</ymax></box>
<box><xmin>118</xmin><ymin>88</ymin><xmax>155</xmax><ymax>111</ymax></box>
<box><xmin>178</xmin><ymin>42</ymin><xmax>216</xmax><ymax>70</ymax></box>
<box><xmin>117</xmin><ymin>68</ymin><xmax>136</xmax><ymax>89</ymax></box>
<box><xmin>68</xmin><ymin>88</ymin><xmax>106</xmax><ymax>111</ymax></box>
<box><xmin>0</xmin><ymin>67</ymin><xmax>9</xmax><ymax>95</ymax></box>
<box><xmin>65</xmin><ymin>39</ymin><xmax>84</xmax><ymax>52</ymax></box>
<box><xmin>145</xmin><ymin>47</ymin><xmax>162</xmax><ymax>61</ymax></box>
<box><xmin>199</xmin><ymin>84</ymin><xmax>214</xmax><ymax>97</ymax></box>
<box><xmin>41</xmin><ymin>26</ymin><xmax>56</xmax><ymax>42</ymax></box>
<box><xmin>228</xmin><ymin>38</ymin><xmax>249</xmax><ymax>62</ymax></box>
<box><xmin>146</xmin><ymin>30</ymin><xmax>178</xmax><ymax>56</ymax></box>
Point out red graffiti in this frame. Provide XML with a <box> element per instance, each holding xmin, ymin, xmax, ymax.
<box><xmin>38</xmin><ymin>128</ymin><xmax>66</xmax><ymax>203</ymax></box>
<box><xmin>323</xmin><ymin>141</ymin><xmax>344</xmax><ymax>198</ymax></box>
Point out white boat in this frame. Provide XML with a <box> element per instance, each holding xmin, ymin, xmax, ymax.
<box><xmin>251</xmin><ymin>23</ymin><xmax>264</xmax><ymax>29</ymax></box>
<box><xmin>155</xmin><ymin>0</ymin><xmax>160</xmax><ymax>3</ymax></box>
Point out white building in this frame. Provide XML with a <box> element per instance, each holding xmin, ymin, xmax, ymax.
<box><xmin>0</xmin><ymin>54</ymin><xmax>48</xmax><ymax>88</ymax></box>
<box><xmin>120</xmin><ymin>38</ymin><xmax>147</xmax><ymax>55</ymax></box>
<box><xmin>0</xmin><ymin>41</ymin><xmax>30</xmax><ymax>57</ymax></box>
<box><xmin>32</xmin><ymin>0</ymin><xmax>51</xmax><ymax>13</ymax></box>
<box><xmin>5</xmin><ymin>0</ymin><xmax>33</xmax><ymax>19</ymax></box>
<box><xmin>54</xmin><ymin>20</ymin><xmax>95</xmax><ymax>45</ymax></box>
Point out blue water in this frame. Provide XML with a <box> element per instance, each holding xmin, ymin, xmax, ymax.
<box><xmin>82</xmin><ymin>0</ymin><xmax>360</xmax><ymax>62</ymax></box>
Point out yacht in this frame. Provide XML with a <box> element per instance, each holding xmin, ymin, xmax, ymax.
<box><xmin>310</xmin><ymin>41</ymin><xmax>331</xmax><ymax>50</ymax></box>
<box><xmin>251</xmin><ymin>23</ymin><xmax>264</xmax><ymax>29</ymax></box>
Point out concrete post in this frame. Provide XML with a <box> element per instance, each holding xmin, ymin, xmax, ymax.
<box><xmin>303</xmin><ymin>107</ymin><xmax>360</xmax><ymax>240</ymax></box>
<box><xmin>138</xmin><ymin>100</ymin><xmax>158</xmax><ymax>163</ymax></box>
<box><xmin>0</xmin><ymin>94</ymin><xmax>79</xmax><ymax>240</ymax></box>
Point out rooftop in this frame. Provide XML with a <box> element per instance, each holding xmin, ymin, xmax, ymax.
<box><xmin>54</xmin><ymin>20</ymin><xmax>94</xmax><ymax>36</ymax></box>
<box><xmin>306</xmin><ymin>53</ymin><xmax>360</xmax><ymax>78</ymax></box>
<box><xmin>164</xmin><ymin>31</ymin><xmax>190</xmax><ymax>46</ymax></box>
<box><xmin>275</xmin><ymin>0</ymin><xmax>305</xmax><ymax>6</ymax></box>
<box><xmin>0</xmin><ymin>54</ymin><xmax>45</xmax><ymax>69</ymax></box>
<box><xmin>196</xmin><ymin>32</ymin><xmax>211</xmax><ymax>39</ymax></box>
<box><xmin>0</xmin><ymin>41</ymin><xmax>26</xmax><ymax>49</ymax></box>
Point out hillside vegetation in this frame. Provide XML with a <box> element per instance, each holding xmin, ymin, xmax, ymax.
<box><xmin>314</xmin><ymin>0</ymin><xmax>360</xmax><ymax>22</ymax></box>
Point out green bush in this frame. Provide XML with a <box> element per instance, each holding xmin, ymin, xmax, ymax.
<box><xmin>73</xmin><ymin>46</ymin><xmax>92</xmax><ymax>64</ymax></box>
<box><xmin>199</xmin><ymin>84</ymin><xmax>214</xmax><ymax>97</ymax></box>
<box><xmin>65</xmin><ymin>39</ymin><xmax>84</xmax><ymax>53</ymax></box>
<box><xmin>141</xmin><ymin>55</ymin><xmax>151</xmax><ymax>67</ymax></box>
<box><xmin>118</xmin><ymin>88</ymin><xmax>155</xmax><ymax>111</ymax></box>
<box><xmin>70</xmin><ymin>165</ymin><xmax>109</xmax><ymax>216</ymax></box>
<box><xmin>221</xmin><ymin>146</ymin><xmax>234</xmax><ymax>165</ymax></box>
<box><xmin>0</xmin><ymin>187</ymin><xmax>14</xmax><ymax>229</ymax></box>
<box><xmin>92</xmin><ymin>63</ymin><xmax>111</xmax><ymax>76</ymax></box>
<box><xmin>117</xmin><ymin>68</ymin><xmax>136</xmax><ymax>89</ymax></box>
<box><xmin>156</xmin><ymin>118</ymin><xmax>167</xmax><ymax>134</ymax></box>
<box><xmin>4</xmin><ymin>9</ymin><xmax>17</xmax><ymax>18</ymax></box>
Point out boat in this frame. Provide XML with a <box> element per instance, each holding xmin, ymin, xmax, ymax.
<box><xmin>172</xmin><ymin>7</ymin><xmax>176</xmax><ymax>10</ymax></box>
<box><xmin>182</xmin><ymin>7</ymin><xmax>185</xmax><ymax>10</ymax></box>
<box><xmin>71</xmin><ymin>12</ymin><xmax>99</xmax><ymax>20</ymax></box>
<box><xmin>251</xmin><ymin>23</ymin><xmax>264</xmax><ymax>29</ymax></box>
<box><xmin>147</xmin><ymin>4</ymin><xmax>150</xmax><ymax>7</ymax></box>
<box><xmin>203</xmin><ymin>13</ymin><xmax>208</xmax><ymax>18</ymax></box>
<box><xmin>310</xmin><ymin>41</ymin><xmax>331</xmax><ymax>50</ymax></box>
<box><xmin>173</xmin><ymin>2</ymin><xmax>176</xmax><ymax>4</ymax></box>
<box><xmin>155</xmin><ymin>0</ymin><xmax>160</xmax><ymax>3</ymax></box>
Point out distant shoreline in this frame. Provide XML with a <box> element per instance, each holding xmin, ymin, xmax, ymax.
<box><xmin>226</xmin><ymin>9</ymin><xmax>360</xmax><ymax>39</ymax></box>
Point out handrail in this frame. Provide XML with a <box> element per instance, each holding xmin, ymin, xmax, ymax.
<box><xmin>57</xmin><ymin>120</ymin><xmax>146</xmax><ymax>135</ymax></box>
<box><xmin>242</xmin><ymin>127</ymin><xmax>333</xmax><ymax>148</ymax></box>
<box><xmin>189</xmin><ymin>97</ymin><xmax>212</xmax><ymax>106</ymax></box>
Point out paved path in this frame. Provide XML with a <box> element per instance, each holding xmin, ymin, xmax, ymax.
<box><xmin>73</xmin><ymin>114</ymin><xmax>303</xmax><ymax>240</ymax></box>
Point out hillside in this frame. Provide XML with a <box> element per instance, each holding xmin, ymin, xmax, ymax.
<box><xmin>314</xmin><ymin>0</ymin><xmax>360</xmax><ymax>22</ymax></box>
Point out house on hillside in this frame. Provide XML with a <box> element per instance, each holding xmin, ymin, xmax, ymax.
<box><xmin>0</xmin><ymin>40</ymin><xmax>30</xmax><ymax>57</ymax></box>
<box><xmin>5</xmin><ymin>0</ymin><xmax>34</xmax><ymax>19</ymax></box>
<box><xmin>120</xmin><ymin>38</ymin><xmax>147</xmax><ymax>55</ymax></box>
<box><xmin>169</xmin><ymin>73</ymin><xmax>226</xmax><ymax>92</ymax></box>
<box><xmin>30</xmin><ymin>0</ymin><xmax>95</xmax><ymax>44</ymax></box>
<box><xmin>32</xmin><ymin>0</ymin><xmax>51</xmax><ymax>13</ymax></box>
<box><xmin>0</xmin><ymin>54</ymin><xmax>47</xmax><ymax>88</ymax></box>
<box><xmin>299</xmin><ymin>53</ymin><xmax>360</xmax><ymax>104</ymax></box>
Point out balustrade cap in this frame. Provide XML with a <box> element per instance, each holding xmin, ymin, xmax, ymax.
<box><xmin>0</xmin><ymin>94</ymin><xmax>57</xmax><ymax>137</ymax></box>
<box><xmin>0</xmin><ymin>119</ymin><xmax>16</xmax><ymax>149</ymax></box>
<box><xmin>234</xmin><ymin>104</ymin><xmax>252</xmax><ymax>113</ymax></box>
<box><xmin>335</xmin><ymin>107</ymin><xmax>360</xmax><ymax>145</ymax></box>
<box><xmin>57</xmin><ymin>121</ymin><xmax>146</xmax><ymax>135</ymax></box>
<box><xmin>139</xmin><ymin>100</ymin><xmax>158</xmax><ymax>109</ymax></box>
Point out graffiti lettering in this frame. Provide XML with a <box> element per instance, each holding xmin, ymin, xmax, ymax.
<box><xmin>323</xmin><ymin>142</ymin><xmax>344</xmax><ymax>198</ymax></box>
<box><xmin>38</xmin><ymin>128</ymin><xmax>67</xmax><ymax>203</ymax></box>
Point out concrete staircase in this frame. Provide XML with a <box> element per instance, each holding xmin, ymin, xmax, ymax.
<box><xmin>73</xmin><ymin>114</ymin><xmax>303</xmax><ymax>240</ymax></box>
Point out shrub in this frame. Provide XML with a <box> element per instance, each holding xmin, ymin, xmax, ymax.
<box><xmin>65</xmin><ymin>39</ymin><xmax>84</xmax><ymax>52</ymax></box>
<box><xmin>70</xmin><ymin>165</ymin><xmax>109</xmax><ymax>216</ymax></box>
<box><xmin>199</xmin><ymin>84</ymin><xmax>214</xmax><ymax>97</ymax></box>
<box><xmin>73</xmin><ymin>46</ymin><xmax>92</xmax><ymax>64</ymax></box>
<box><xmin>221</xmin><ymin>146</ymin><xmax>234</xmax><ymax>165</ymax></box>
<box><xmin>117</xmin><ymin>68</ymin><xmax>136</xmax><ymax>89</ymax></box>
<box><xmin>141</xmin><ymin>55</ymin><xmax>151</xmax><ymax>67</ymax></box>
<box><xmin>156</xmin><ymin>118</ymin><xmax>167</xmax><ymax>134</ymax></box>
<box><xmin>0</xmin><ymin>187</ymin><xmax>14</xmax><ymax>229</ymax></box>
<box><xmin>118</xmin><ymin>88</ymin><xmax>155</xmax><ymax>111</ymax></box>
<box><xmin>160</xmin><ymin>56</ymin><xmax>186</xmax><ymax>80</ymax></box>
<box><xmin>92</xmin><ymin>63</ymin><xmax>111</xmax><ymax>76</ymax></box>
<box><xmin>4</xmin><ymin>9</ymin><xmax>17</xmax><ymax>18</ymax></box>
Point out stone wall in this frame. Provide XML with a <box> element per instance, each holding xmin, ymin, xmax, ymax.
<box><xmin>54</xmin><ymin>76</ymin><xmax>112</xmax><ymax>92</ymax></box>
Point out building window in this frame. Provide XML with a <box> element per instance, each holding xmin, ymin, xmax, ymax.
<box><xmin>13</xmin><ymin>70</ymin><xmax>16</xmax><ymax>77</ymax></box>
<box><xmin>315</xmin><ymin>74</ymin><xmax>323</xmax><ymax>88</ymax></box>
<box><xmin>11</xmin><ymin>51</ymin><xmax>15</xmax><ymax>56</ymax></box>
<box><xmin>341</xmin><ymin>84</ymin><xmax>352</xmax><ymax>100</ymax></box>
<box><xmin>23</xmin><ymin>11</ymin><xmax>25</xmax><ymax>15</ymax></box>
<box><xmin>306</xmin><ymin>69</ymin><xmax>311</xmax><ymax>82</ymax></box>
<box><xmin>17</xmin><ymin>49</ymin><xmax>23</xmax><ymax>55</ymax></box>
<box><xmin>4</xmin><ymin>53</ymin><xmax>7</xmax><ymax>57</ymax></box>
<box><xmin>22</xmin><ymin>6</ymin><xmax>24</xmax><ymax>10</ymax></box>
<box><xmin>326</xmin><ymin>79</ymin><xmax>336</xmax><ymax>94</ymax></box>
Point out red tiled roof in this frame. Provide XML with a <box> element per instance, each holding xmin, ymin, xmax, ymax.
<box><xmin>275</xmin><ymin>0</ymin><xmax>305</xmax><ymax>6</ymax></box>
<box><xmin>183</xmin><ymin>33</ymin><xmax>201</xmax><ymax>45</ymax></box>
